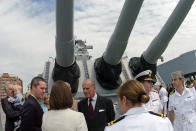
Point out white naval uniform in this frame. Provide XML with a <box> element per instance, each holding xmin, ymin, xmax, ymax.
<box><xmin>159</xmin><ymin>88</ymin><xmax>168</xmax><ymax>114</ymax></box>
<box><xmin>168</xmin><ymin>87</ymin><xmax>196</xmax><ymax>131</ymax></box>
<box><xmin>104</xmin><ymin>106</ymin><xmax>173</xmax><ymax>131</ymax></box>
<box><xmin>159</xmin><ymin>88</ymin><xmax>168</xmax><ymax>103</ymax></box>
<box><xmin>143</xmin><ymin>91</ymin><xmax>162</xmax><ymax>113</ymax></box>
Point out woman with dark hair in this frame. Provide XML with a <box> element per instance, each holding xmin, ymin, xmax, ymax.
<box><xmin>42</xmin><ymin>80</ymin><xmax>87</xmax><ymax>131</ymax></box>
<box><xmin>104</xmin><ymin>80</ymin><xmax>173</xmax><ymax>131</ymax></box>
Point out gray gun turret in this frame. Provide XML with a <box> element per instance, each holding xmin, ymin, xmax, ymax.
<box><xmin>42</xmin><ymin>0</ymin><xmax>195</xmax><ymax>118</ymax></box>
<box><xmin>94</xmin><ymin>0</ymin><xmax>144</xmax><ymax>90</ymax></box>
<box><xmin>129</xmin><ymin>0</ymin><xmax>195</xmax><ymax>79</ymax></box>
<box><xmin>47</xmin><ymin>0</ymin><xmax>194</xmax><ymax>95</ymax></box>
<box><xmin>52</xmin><ymin>0</ymin><xmax>80</xmax><ymax>94</ymax></box>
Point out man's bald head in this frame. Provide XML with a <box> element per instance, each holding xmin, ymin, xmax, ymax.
<box><xmin>6</xmin><ymin>84</ymin><xmax>14</xmax><ymax>97</ymax></box>
<box><xmin>82</xmin><ymin>79</ymin><xmax>95</xmax><ymax>87</ymax></box>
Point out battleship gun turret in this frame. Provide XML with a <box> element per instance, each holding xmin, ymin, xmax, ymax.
<box><xmin>94</xmin><ymin>0</ymin><xmax>144</xmax><ymax>90</ymax></box>
<box><xmin>52</xmin><ymin>0</ymin><xmax>80</xmax><ymax>94</ymax></box>
<box><xmin>129</xmin><ymin>0</ymin><xmax>195</xmax><ymax>80</ymax></box>
<box><xmin>46</xmin><ymin>0</ymin><xmax>195</xmax><ymax>97</ymax></box>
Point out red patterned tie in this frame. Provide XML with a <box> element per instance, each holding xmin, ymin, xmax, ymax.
<box><xmin>89</xmin><ymin>99</ymin><xmax>93</xmax><ymax>119</ymax></box>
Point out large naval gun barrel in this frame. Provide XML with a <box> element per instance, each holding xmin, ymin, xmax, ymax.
<box><xmin>94</xmin><ymin>0</ymin><xmax>144</xmax><ymax>89</ymax></box>
<box><xmin>129</xmin><ymin>0</ymin><xmax>195</xmax><ymax>78</ymax></box>
<box><xmin>52</xmin><ymin>0</ymin><xmax>80</xmax><ymax>93</ymax></box>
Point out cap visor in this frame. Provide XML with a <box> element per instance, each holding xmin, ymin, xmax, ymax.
<box><xmin>144</xmin><ymin>78</ymin><xmax>153</xmax><ymax>81</ymax></box>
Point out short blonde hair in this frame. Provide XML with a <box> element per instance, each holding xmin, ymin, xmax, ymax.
<box><xmin>13</xmin><ymin>85</ymin><xmax>22</xmax><ymax>92</ymax></box>
<box><xmin>43</xmin><ymin>93</ymin><xmax>50</xmax><ymax>104</ymax></box>
<box><xmin>171</xmin><ymin>71</ymin><xmax>184</xmax><ymax>81</ymax></box>
<box><xmin>24</xmin><ymin>92</ymin><xmax>30</xmax><ymax>100</ymax></box>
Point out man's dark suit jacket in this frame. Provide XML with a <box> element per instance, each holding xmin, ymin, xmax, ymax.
<box><xmin>78</xmin><ymin>94</ymin><xmax>115</xmax><ymax>131</ymax></box>
<box><xmin>19</xmin><ymin>95</ymin><xmax>43</xmax><ymax>131</ymax></box>
<box><xmin>1</xmin><ymin>97</ymin><xmax>21</xmax><ymax>131</ymax></box>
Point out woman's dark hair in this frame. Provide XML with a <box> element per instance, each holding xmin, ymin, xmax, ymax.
<box><xmin>118</xmin><ymin>80</ymin><xmax>150</xmax><ymax>105</ymax></box>
<box><xmin>50</xmin><ymin>80</ymin><xmax>73</xmax><ymax>110</ymax></box>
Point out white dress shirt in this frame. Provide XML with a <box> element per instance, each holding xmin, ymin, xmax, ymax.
<box><xmin>168</xmin><ymin>87</ymin><xmax>196</xmax><ymax>131</ymax></box>
<box><xmin>88</xmin><ymin>93</ymin><xmax>97</xmax><ymax>110</ymax></box>
<box><xmin>143</xmin><ymin>91</ymin><xmax>162</xmax><ymax>113</ymax></box>
<box><xmin>159</xmin><ymin>87</ymin><xmax>168</xmax><ymax>103</ymax></box>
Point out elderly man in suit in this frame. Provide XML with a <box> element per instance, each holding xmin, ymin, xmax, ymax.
<box><xmin>1</xmin><ymin>84</ymin><xmax>21</xmax><ymax>131</ymax></box>
<box><xmin>19</xmin><ymin>77</ymin><xmax>46</xmax><ymax>131</ymax></box>
<box><xmin>78</xmin><ymin>79</ymin><xmax>115</xmax><ymax>131</ymax></box>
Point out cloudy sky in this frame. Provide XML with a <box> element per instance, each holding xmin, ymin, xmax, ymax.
<box><xmin>0</xmin><ymin>0</ymin><xmax>196</xmax><ymax>92</ymax></box>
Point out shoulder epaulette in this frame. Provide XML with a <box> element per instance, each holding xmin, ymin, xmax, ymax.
<box><xmin>187</xmin><ymin>85</ymin><xmax>193</xmax><ymax>88</ymax></box>
<box><xmin>169</xmin><ymin>89</ymin><xmax>175</xmax><ymax>95</ymax></box>
<box><xmin>149</xmin><ymin>111</ymin><xmax>167</xmax><ymax>118</ymax></box>
<box><xmin>107</xmin><ymin>116</ymin><xmax>125</xmax><ymax>126</ymax></box>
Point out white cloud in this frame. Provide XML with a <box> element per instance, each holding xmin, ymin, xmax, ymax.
<box><xmin>0</xmin><ymin>0</ymin><xmax>196</xmax><ymax>92</ymax></box>
<box><xmin>0</xmin><ymin>0</ymin><xmax>55</xmax><ymax>91</ymax></box>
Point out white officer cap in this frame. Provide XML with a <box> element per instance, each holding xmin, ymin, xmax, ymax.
<box><xmin>134</xmin><ymin>70</ymin><xmax>153</xmax><ymax>81</ymax></box>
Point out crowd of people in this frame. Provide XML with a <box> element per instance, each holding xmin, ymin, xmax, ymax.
<box><xmin>1</xmin><ymin>70</ymin><xmax>196</xmax><ymax>131</ymax></box>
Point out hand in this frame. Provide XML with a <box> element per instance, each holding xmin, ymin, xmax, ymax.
<box><xmin>8</xmin><ymin>98</ymin><xmax>13</xmax><ymax>103</ymax></box>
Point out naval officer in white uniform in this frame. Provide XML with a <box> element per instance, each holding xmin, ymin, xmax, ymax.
<box><xmin>159</xmin><ymin>85</ymin><xmax>168</xmax><ymax>114</ymax></box>
<box><xmin>104</xmin><ymin>80</ymin><xmax>173</xmax><ymax>131</ymax></box>
<box><xmin>135</xmin><ymin>70</ymin><xmax>163</xmax><ymax>113</ymax></box>
<box><xmin>168</xmin><ymin>71</ymin><xmax>196</xmax><ymax>131</ymax></box>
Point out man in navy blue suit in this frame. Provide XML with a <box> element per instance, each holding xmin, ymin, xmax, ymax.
<box><xmin>78</xmin><ymin>79</ymin><xmax>115</xmax><ymax>131</ymax></box>
<box><xmin>19</xmin><ymin>77</ymin><xmax>46</xmax><ymax>131</ymax></box>
<box><xmin>1</xmin><ymin>84</ymin><xmax>21</xmax><ymax>131</ymax></box>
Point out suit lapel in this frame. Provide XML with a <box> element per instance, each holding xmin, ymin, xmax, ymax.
<box><xmin>29</xmin><ymin>95</ymin><xmax>43</xmax><ymax>113</ymax></box>
<box><xmin>84</xmin><ymin>98</ymin><xmax>89</xmax><ymax>118</ymax></box>
<box><xmin>93</xmin><ymin>95</ymin><xmax>100</xmax><ymax>118</ymax></box>
<box><xmin>29</xmin><ymin>95</ymin><xmax>39</xmax><ymax>105</ymax></box>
